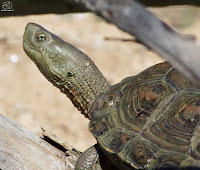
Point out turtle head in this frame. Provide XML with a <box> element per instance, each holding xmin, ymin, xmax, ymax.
<box><xmin>23</xmin><ymin>23</ymin><xmax>111</xmax><ymax>118</ymax></box>
<box><xmin>23</xmin><ymin>23</ymin><xmax>72</xmax><ymax>86</ymax></box>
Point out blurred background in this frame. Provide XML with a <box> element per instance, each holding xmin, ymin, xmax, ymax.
<box><xmin>0</xmin><ymin>6</ymin><xmax>200</xmax><ymax>152</ymax></box>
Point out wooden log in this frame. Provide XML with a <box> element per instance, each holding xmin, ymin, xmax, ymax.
<box><xmin>0</xmin><ymin>113</ymin><xmax>80</xmax><ymax>169</ymax></box>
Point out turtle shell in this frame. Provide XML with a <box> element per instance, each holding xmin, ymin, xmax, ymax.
<box><xmin>89</xmin><ymin>62</ymin><xmax>200</xmax><ymax>169</ymax></box>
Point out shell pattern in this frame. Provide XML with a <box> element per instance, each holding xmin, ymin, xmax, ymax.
<box><xmin>89</xmin><ymin>62</ymin><xmax>200</xmax><ymax>169</ymax></box>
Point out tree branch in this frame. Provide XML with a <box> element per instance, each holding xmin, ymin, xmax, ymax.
<box><xmin>77</xmin><ymin>0</ymin><xmax>200</xmax><ymax>87</ymax></box>
<box><xmin>139</xmin><ymin>0</ymin><xmax>200</xmax><ymax>6</ymax></box>
<box><xmin>1</xmin><ymin>0</ymin><xmax>200</xmax><ymax>17</ymax></box>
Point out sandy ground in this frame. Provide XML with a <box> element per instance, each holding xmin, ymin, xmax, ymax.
<box><xmin>0</xmin><ymin>7</ymin><xmax>200</xmax><ymax>152</ymax></box>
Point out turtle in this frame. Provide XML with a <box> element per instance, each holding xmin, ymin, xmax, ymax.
<box><xmin>23</xmin><ymin>22</ymin><xmax>200</xmax><ymax>169</ymax></box>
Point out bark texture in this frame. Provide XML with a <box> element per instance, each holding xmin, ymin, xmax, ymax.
<box><xmin>0</xmin><ymin>113</ymin><xmax>79</xmax><ymax>169</ymax></box>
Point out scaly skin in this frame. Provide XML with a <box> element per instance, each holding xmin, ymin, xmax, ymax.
<box><xmin>23</xmin><ymin>23</ymin><xmax>111</xmax><ymax>119</ymax></box>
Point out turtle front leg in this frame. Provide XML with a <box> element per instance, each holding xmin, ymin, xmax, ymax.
<box><xmin>75</xmin><ymin>144</ymin><xmax>102</xmax><ymax>170</ymax></box>
<box><xmin>75</xmin><ymin>144</ymin><xmax>118</xmax><ymax>170</ymax></box>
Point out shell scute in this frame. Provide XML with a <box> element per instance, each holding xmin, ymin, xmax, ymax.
<box><xmin>164</xmin><ymin>68</ymin><xmax>197</xmax><ymax>90</ymax></box>
<box><xmin>148</xmin><ymin>151</ymin><xmax>188</xmax><ymax>169</ymax></box>
<box><xmin>122</xmin><ymin>62</ymin><xmax>172</xmax><ymax>92</ymax></box>
<box><xmin>98</xmin><ymin>128</ymin><xmax>134</xmax><ymax>153</ymax></box>
<box><xmin>142</xmin><ymin>93</ymin><xmax>200</xmax><ymax>155</ymax></box>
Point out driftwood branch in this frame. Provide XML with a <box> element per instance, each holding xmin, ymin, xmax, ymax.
<box><xmin>76</xmin><ymin>0</ymin><xmax>200</xmax><ymax>87</ymax></box>
<box><xmin>0</xmin><ymin>113</ymin><xmax>80</xmax><ymax>169</ymax></box>
<box><xmin>1</xmin><ymin>0</ymin><xmax>200</xmax><ymax>17</ymax></box>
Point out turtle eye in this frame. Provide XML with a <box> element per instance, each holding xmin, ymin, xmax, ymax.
<box><xmin>37</xmin><ymin>33</ymin><xmax>47</xmax><ymax>42</ymax></box>
<box><xmin>68</xmin><ymin>72</ymin><xmax>74</xmax><ymax>77</ymax></box>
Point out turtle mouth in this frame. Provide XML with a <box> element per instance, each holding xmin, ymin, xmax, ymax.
<box><xmin>23</xmin><ymin>41</ymin><xmax>34</xmax><ymax>60</ymax></box>
<box><xmin>23</xmin><ymin>40</ymin><xmax>51</xmax><ymax>80</ymax></box>
<box><xmin>23</xmin><ymin>40</ymin><xmax>41</xmax><ymax>60</ymax></box>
